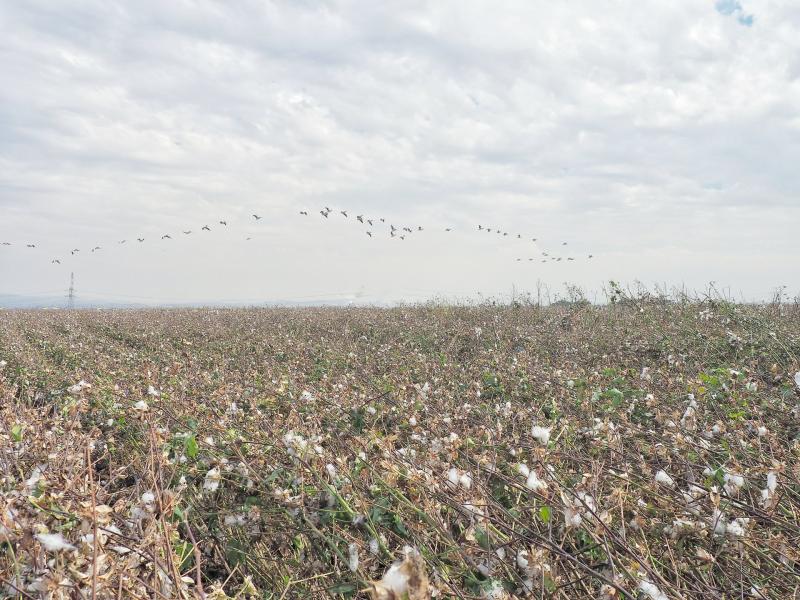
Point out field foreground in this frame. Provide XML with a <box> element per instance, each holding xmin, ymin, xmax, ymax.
<box><xmin>1</xmin><ymin>302</ymin><xmax>799</xmax><ymax>599</ymax></box>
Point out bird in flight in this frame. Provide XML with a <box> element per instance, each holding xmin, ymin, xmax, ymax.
<box><xmin>532</xmin><ymin>238</ymin><xmax>538</xmax><ymax>242</ymax></box>
<box><xmin>562</xmin><ymin>241</ymin><xmax>568</xmax><ymax>245</ymax></box>
<box><xmin>445</xmin><ymin>228</ymin><xmax>452</xmax><ymax>232</ymax></box>
<box><xmin>118</xmin><ymin>240</ymin><xmax>126</xmax><ymax>244</ymax></box>
<box><xmin>588</xmin><ymin>254</ymin><xmax>593</xmax><ymax>259</ymax></box>
<box><xmin>390</xmin><ymin>225</ymin><xmax>397</xmax><ymax>232</ymax></box>
<box><xmin>26</xmin><ymin>244</ymin><xmax>36</xmax><ymax>248</ymax></box>
<box><xmin>366</xmin><ymin>231</ymin><xmax>372</xmax><ymax>237</ymax></box>
<box><xmin>1</xmin><ymin>242</ymin><xmax>10</xmax><ymax>246</ymax></box>
<box><xmin>246</xmin><ymin>237</ymin><xmax>252</xmax><ymax>241</ymax></box>
<box><xmin>390</xmin><ymin>230</ymin><xmax>396</xmax><ymax>238</ymax></box>
<box><xmin>137</xmin><ymin>238</ymin><xmax>145</xmax><ymax>242</ymax></box>
<box><xmin>379</xmin><ymin>218</ymin><xmax>385</xmax><ymax>223</ymax></box>
<box><xmin>51</xmin><ymin>259</ymin><xmax>60</xmax><ymax>264</ymax></box>
<box><xmin>478</xmin><ymin>225</ymin><xmax>483</xmax><ymax>230</ymax></box>
<box><xmin>71</xmin><ymin>249</ymin><xmax>80</xmax><ymax>255</ymax></box>
<box><xmin>517</xmin><ymin>234</ymin><xmax>521</xmax><ymax>239</ymax></box>
<box><xmin>252</xmin><ymin>214</ymin><xmax>262</xmax><ymax>220</ymax></box>
<box><xmin>399</xmin><ymin>235</ymin><xmax>405</xmax><ymax>241</ymax></box>
<box><xmin>367</xmin><ymin>219</ymin><xmax>373</xmax><ymax>226</ymax></box>
<box><xmin>219</xmin><ymin>220</ymin><xmax>228</xmax><ymax>226</ymax></box>
<box><xmin>162</xmin><ymin>234</ymin><xmax>172</xmax><ymax>240</ymax></box>
<box><xmin>340</xmin><ymin>210</ymin><xmax>348</xmax><ymax>218</ymax></box>
<box><xmin>417</xmin><ymin>226</ymin><xmax>423</xmax><ymax>231</ymax></box>
<box><xmin>91</xmin><ymin>246</ymin><xmax>101</xmax><ymax>252</ymax></box>
<box><xmin>320</xmin><ymin>210</ymin><xmax>329</xmax><ymax>218</ymax></box>
<box><xmin>357</xmin><ymin>215</ymin><xmax>364</xmax><ymax>223</ymax></box>
<box><xmin>299</xmin><ymin>211</ymin><xmax>308</xmax><ymax>216</ymax></box>
<box><xmin>183</xmin><ymin>230</ymin><xmax>192</xmax><ymax>235</ymax></box>
<box><xmin>202</xmin><ymin>225</ymin><xmax>211</xmax><ymax>231</ymax></box>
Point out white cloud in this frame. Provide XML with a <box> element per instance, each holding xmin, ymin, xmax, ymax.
<box><xmin>0</xmin><ymin>1</ymin><xmax>798</xmax><ymax>303</ymax></box>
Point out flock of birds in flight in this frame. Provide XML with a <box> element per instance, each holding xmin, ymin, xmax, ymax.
<box><xmin>1</xmin><ymin>208</ymin><xmax>594</xmax><ymax>266</ymax></box>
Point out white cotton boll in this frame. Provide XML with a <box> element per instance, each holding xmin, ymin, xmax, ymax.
<box><xmin>459</xmin><ymin>473</ymin><xmax>473</xmax><ymax>490</ymax></box>
<box><xmin>348</xmin><ymin>543</ymin><xmax>359</xmax><ymax>572</ymax></box>
<box><xmin>724</xmin><ymin>473</ymin><xmax>745</xmax><ymax>495</ymax></box>
<box><xmin>203</xmin><ymin>467</ymin><xmax>221</xmax><ymax>492</ymax></box>
<box><xmin>381</xmin><ymin>566</ymin><xmax>408</xmax><ymax>594</ymax></box>
<box><xmin>147</xmin><ymin>385</ymin><xmax>160</xmax><ymax>397</ymax></box>
<box><xmin>25</xmin><ymin>466</ymin><xmax>45</xmax><ymax>490</ymax></box>
<box><xmin>36</xmin><ymin>533</ymin><xmax>76</xmax><ymax>552</ymax></box>
<box><xmin>326</xmin><ymin>463</ymin><xmax>337</xmax><ymax>479</ymax></box>
<box><xmin>727</xmin><ymin>517</ymin><xmax>749</xmax><ymax>538</ymax></box>
<box><xmin>516</xmin><ymin>550</ymin><xmax>529</xmax><ymax>571</ymax></box>
<box><xmin>757</xmin><ymin>426</ymin><xmax>768</xmax><ymax>437</ymax></box>
<box><xmin>712</xmin><ymin>509</ymin><xmax>727</xmax><ymax>536</ymax></box>
<box><xmin>564</xmin><ymin>507</ymin><xmax>582</xmax><ymax>527</ymax></box>
<box><xmin>462</xmin><ymin>502</ymin><xmax>484</xmax><ymax>517</ymax></box>
<box><xmin>517</xmin><ymin>463</ymin><xmax>530</xmax><ymax>478</ymax></box>
<box><xmin>141</xmin><ymin>491</ymin><xmax>155</xmax><ymax>505</ymax></box>
<box><xmin>366</xmin><ymin>406</ymin><xmax>377</xmax><ymax>415</ymax></box>
<box><xmin>638</xmin><ymin>579</ymin><xmax>668</xmax><ymax>600</ymax></box>
<box><xmin>655</xmin><ymin>470</ymin><xmax>675</xmax><ymax>488</ymax></box>
<box><xmin>300</xmin><ymin>390</ymin><xmax>314</xmax><ymax>402</ymax></box>
<box><xmin>766</xmin><ymin>472</ymin><xmax>777</xmax><ymax>493</ymax></box>
<box><xmin>409</xmin><ymin>416</ymin><xmax>417</xmax><ymax>426</ymax></box>
<box><xmin>794</xmin><ymin>372</ymin><xmax>800</xmax><ymax>390</ymax></box>
<box><xmin>369</xmin><ymin>538</ymin><xmax>380</xmax><ymax>555</ymax></box>
<box><xmin>525</xmin><ymin>471</ymin><xmax>547</xmax><ymax>492</ymax></box>
<box><xmin>447</xmin><ymin>468</ymin><xmax>460</xmax><ymax>488</ymax></box>
<box><xmin>746</xmin><ymin>381</ymin><xmax>758</xmax><ymax>392</ymax></box>
<box><xmin>133</xmin><ymin>400</ymin><xmax>149</xmax><ymax>412</ymax></box>
<box><xmin>531</xmin><ymin>426</ymin><xmax>551</xmax><ymax>446</ymax></box>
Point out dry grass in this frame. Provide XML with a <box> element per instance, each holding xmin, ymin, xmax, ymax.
<box><xmin>1</xmin><ymin>299</ymin><xmax>799</xmax><ymax>598</ymax></box>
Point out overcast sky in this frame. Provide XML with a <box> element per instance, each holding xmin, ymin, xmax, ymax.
<box><xmin>1</xmin><ymin>1</ymin><xmax>798</xmax><ymax>305</ymax></box>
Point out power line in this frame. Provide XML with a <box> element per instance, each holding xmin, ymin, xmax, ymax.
<box><xmin>67</xmin><ymin>272</ymin><xmax>75</xmax><ymax>309</ymax></box>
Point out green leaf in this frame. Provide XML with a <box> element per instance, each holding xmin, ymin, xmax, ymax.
<box><xmin>185</xmin><ymin>434</ymin><xmax>199</xmax><ymax>459</ymax></box>
<box><xmin>173</xmin><ymin>506</ymin><xmax>185</xmax><ymax>521</ymax></box>
<box><xmin>538</xmin><ymin>505</ymin><xmax>552</xmax><ymax>524</ymax></box>
<box><xmin>475</xmin><ymin>527</ymin><xmax>491</xmax><ymax>550</ymax></box>
<box><xmin>328</xmin><ymin>583</ymin><xmax>357</xmax><ymax>596</ymax></box>
<box><xmin>11</xmin><ymin>424</ymin><xmax>23</xmax><ymax>442</ymax></box>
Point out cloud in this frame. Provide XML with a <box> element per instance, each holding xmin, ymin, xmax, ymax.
<box><xmin>0</xmin><ymin>1</ymin><xmax>798</xmax><ymax>303</ymax></box>
<box><xmin>715</xmin><ymin>0</ymin><xmax>755</xmax><ymax>26</ymax></box>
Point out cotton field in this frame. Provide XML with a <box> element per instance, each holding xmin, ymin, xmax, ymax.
<box><xmin>0</xmin><ymin>300</ymin><xmax>799</xmax><ymax>598</ymax></box>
